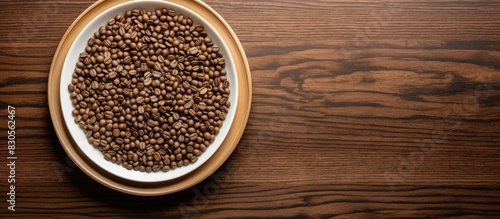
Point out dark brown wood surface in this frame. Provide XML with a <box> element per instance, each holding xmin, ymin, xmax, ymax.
<box><xmin>1</xmin><ymin>0</ymin><xmax>500</xmax><ymax>218</ymax></box>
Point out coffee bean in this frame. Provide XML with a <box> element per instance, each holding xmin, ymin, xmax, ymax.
<box><xmin>162</xmin><ymin>133</ymin><xmax>171</xmax><ymax>141</ymax></box>
<box><xmin>203</xmin><ymin>132</ymin><xmax>211</xmax><ymax>140</ymax></box>
<box><xmin>108</xmin><ymin>71</ymin><xmax>117</xmax><ymax>79</ymax></box>
<box><xmin>177</xmin><ymin>160</ymin><xmax>184</xmax><ymax>167</ymax></box>
<box><xmin>115</xmin><ymin>138</ymin><xmax>124</xmax><ymax>144</ymax></box>
<box><xmin>151</xmin><ymin>112</ymin><xmax>160</xmax><ymax>120</ymax></box>
<box><xmin>104</xmin><ymin>153</ymin><xmax>112</xmax><ymax>161</ymax></box>
<box><xmin>147</xmin><ymin>148</ymin><xmax>155</xmax><ymax>156</ymax></box>
<box><xmin>217</xmin><ymin>111</ymin><xmax>226</xmax><ymax>120</ymax></box>
<box><xmin>193</xmin><ymin>149</ymin><xmax>201</xmax><ymax>156</ymax></box>
<box><xmin>170</xmin><ymin>59</ymin><xmax>178</xmax><ymax>69</ymax></box>
<box><xmin>144</xmin><ymin>77</ymin><xmax>152</xmax><ymax>86</ymax></box>
<box><xmin>139</xmin><ymin>142</ymin><xmax>146</xmax><ymax>150</ymax></box>
<box><xmin>154</xmin><ymin>152</ymin><xmax>161</xmax><ymax>161</ymax></box>
<box><xmin>96</xmin><ymin>55</ymin><xmax>104</xmax><ymax>63</ymax></box>
<box><xmin>153</xmin><ymin>165</ymin><xmax>161</xmax><ymax>172</ymax></box>
<box><xmin>104</xmin><ymin>111</ymin><xmax>114</xmax><ymax>119</ymax></box>
<box><xmin>158</xmin><ymin>55</ymin><xmax>165</xmax><ymax>63</ymax></box>
<box><xmin>162</xmin><ymin>166</ymin><xmax>171</xmax><ymax>172</ymax></box>
<box><xmin>184</xmin><ymin>100</ymin><xmax>193</xmax><ymax>109</ymax></box>
<box><xmin>188</xmin><ymin>47</ymin><xmax>199</xmax><ymax>55</ymax></box>
<box><xmin>173</xmin><ymin>112</ymin><xmax>180</xmax><ymax>120</ymax></box>
<box><xmin>189</xmin><ymin>133</ymin><xmax>198</xmax><ymax>141</ymax></box>
<box><xmin>173</xmin><ymin>122</ymin><xmax>182</xmax><ymax>129</ymax></box>
<box><xmin>178</xmin><ymin>135</ymin><xmax>185</xmax><ymax>143</ymax></box>
<box><xmin>131</xmin><ymin>31</ymin><xmax>138</xmax><ymax>39</ymax></box>
<box><xmin>198</xmin><ymin>102</ymin><xmax>207</xmax><ymax>111</ymax></box>
<box><xmin>136</xmin><ymin>96</ymin><xmax>144</xmax><ymax>104</ymax></box>
<box><xmin>221</xmin><ymin>105</ymin><xmax>229</xmax><ymax>113</ymax></box>
<box><xmin>113</xmin><ymin>129</ymin><xmax>120</xmax><ymax>137</ymax></box>
<box><xmin>220</xmin><ymin>98</ymin><xmax>228</xmax><ymax>105</ymax></box>
<box><xmin>153</xmin><ymin>62</ymin><xmax>162</xmax><ymax>71</ymax></box>
<box><xmin>170</xmin><ymin>161</ymin><xmax>177</xmax><ymax>169</ymax></box>
<box><xmin>79</xmin><ymin>101</ymin><xmax>88</xmax><ymax>108</ymax></box>
<box><xmin>189</xmin><ymin>109</ymin><xmax>196</xmax><ymax>117</ymax></box>
<box><xmin>146</xmin><ymin>119</ymin><xmax>155</xmax><ymax>127</ymax></box>
<box><xmin>152</xmin><ymin>71</ymin><xmax>162</xmax><ymax>78</ymax></box>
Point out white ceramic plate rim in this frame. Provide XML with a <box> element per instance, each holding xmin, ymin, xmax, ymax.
<box><xmin>60</xmin><ymin>0</ymin><xmax>238</xmax><ymax>183</ymax></box>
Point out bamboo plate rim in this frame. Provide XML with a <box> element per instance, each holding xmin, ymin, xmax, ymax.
<box><xmin>48</xmin><ymin>0</ymin><xmax>252</xmax><ymax>196</ymax></box>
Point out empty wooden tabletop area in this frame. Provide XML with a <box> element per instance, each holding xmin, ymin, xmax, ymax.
<box><xmin>0</xmin><ymin>0</ymin><xmax>499</xmax><ymax>218</ymax></box>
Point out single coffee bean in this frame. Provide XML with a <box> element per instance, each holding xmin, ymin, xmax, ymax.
<box><xmin>108</xmin><ymin>71</ymin><xmax>117</xmax><ymax>79</ymax></box>
<box><xmin>162</xmin><ymin>166</ymin><xmax>170</xmax><ymax>172</ymax></box>
<box><xmin>104</xmin><ymin>111</ymin><xmax>114</xmax><ymax>119</ymax></box>
<box><xmin>104</xmin><ymin>153</ymin><xmax>112</xmax><ymax>161</ymax></box>
<box><xmin>184</xmin><ymin>100</ymin><xmax>193</xmax><ymax>109</ymax></box>
<box><xmin>203</xmin><ymin>132</ymin><xmax>211</xmax><ymax>140</ymax></box>
<box><xmin>173</xmin><ymin>112</ymin><xmax>180</xmax><ymax>120</ymax></box>
<box><xmin>144</xmin><ymin>77</ymin><xmax>152</xmax><ymax>86</ymax></box>
<box><xmin>153</xmin><ymin>165</ymin><xmax>161</xmax><ymax>172</ymax></box>
<box><xmin>188</xmin><ymin>47</ymin><xmax>199</xmax><ymax>55</ymax></box>
<box><xmin>193</xmin><ymin>149</ymin><xmax>201</xmax><ymax>156</ymax></box>
<box><xmin>189</xmin><ymin>133</ymin><xmax>198</xmax><ymax>141</ymax></box>
<box><xmin>139</xmin><ymin>142</ymin><xmax>146</xmax><ymax>150</ymax></box>
<box><xmin>188</xmin><ymin>109</ymin><xmax>196</xmax><ymax>117</ymax></box>
<box><xmin>173</xmin><ymin>122</ymin><xmax>182</xmax><ymax>130</ymax></box>
<box><xmin>115</xmin><ymin>138</ymin><xmax>124</xmax><ymax>144</ymax></box>
<box><xmin>154</xmin><ymin>152</ymin><xmax>161</xmax><ymax>161</ymax></box>
<box><xmin>221</xmin><ymin>105</ymin><xmax>229</xmax><ymax>113</ymax></box>
<box><xmin>152</xmin><ymin>71</ymin><xmax>162</xmax><ymax>78</ymax></box>
<box><xmin>136</xmin><ymin>96</ymin><xmax>144</xmax><ymax>104</ymax></box>
<box><xmin>147</xmin><ymin>148</ymin><xmax>155</xmax><ymax>156</ymax></box>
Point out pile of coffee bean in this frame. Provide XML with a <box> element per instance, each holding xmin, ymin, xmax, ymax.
<box><xmin>68</xmin><ymin>8</ymin><xmax>230</xmax><ymax>173</ymax></box>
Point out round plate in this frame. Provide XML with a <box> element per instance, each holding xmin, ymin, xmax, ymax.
<box><xmin>60</xmin><ymin>0</ymin><xmax>239</xmax><ymax>183</ymax></box>
<box><xmin>48</xmin><ymin>0</ymin><xmax>251</xmax><ymax>196</ymax></box>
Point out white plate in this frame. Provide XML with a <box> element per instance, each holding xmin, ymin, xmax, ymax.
<box><xmin>59</xmin><ymin>0</ymin><xmax>238</xmax><ymax>183</ymax></box>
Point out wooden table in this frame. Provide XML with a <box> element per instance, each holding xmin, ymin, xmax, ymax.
<box><xmin>1</xmin><ymin>0</ymin><xmax>500</xmax><ymax>218</ymax></box>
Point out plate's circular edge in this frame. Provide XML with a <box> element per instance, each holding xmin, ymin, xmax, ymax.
<box><xmin>59</xmin><ymin>0</ymin><xmax>240</xmax><ymax>183</ymax></box>
<box><xmin>48</xmin><ymin>0</ymin><xmax>252</xmax><ymax>196</ymax></box>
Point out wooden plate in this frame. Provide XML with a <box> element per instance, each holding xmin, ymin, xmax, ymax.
<box><xmin>48</xmin><ymin>0</ymin><xmax>251</xmax><ymax>196</ymax></box>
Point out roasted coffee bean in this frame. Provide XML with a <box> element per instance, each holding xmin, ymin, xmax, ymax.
<box><xmin>147</xmin><ymin>148</ymin><xmax>155</xmax><ymax>156</ymax></box>
<box><xmin>173</xmin><ymin>122</ymin><xmax>182</xmax><ymax>129</ymax></box>
<box><xmin>153</xmin><ymin>165</ymin><xmax>161</xmax><ymax>172</ymax></box>
<box><xmin>136</xmin><ymin>96</ymin><xmax>144</xmax><ymax>104</ymax></box>
<box><xmin>198</xmin><ymin>102</ymin><xmax>207</xmax><ymax>110</ymax></box>
<box><xmin>162</xmin><ymin>166</ymin><xmax>171</xmax><ymax>172</ymax></box>
<box><xmin>104</xmin><ymin>153</ymin><xmax>112</xmax><ymax>161</ymax></box>
<box><xmin>184</xmin><ymin>100</ymin><xmax>193</xmax><ymax>109</ymax></box>
<box><xmin>154</xmin><ymin>152</ymin><xmax>161</xmax><ymax>161</ymax></box>
<box><xmin>173</xmin><ymin>112</ymin><xmax>180</xmax><ymax>120</ymax></box>
<box><xmin>189</xmin><ymin>133</ymin><xmax>198</xmax><ymax>141</ymax></box>
<box><xmin>188</xmin><ymin>109</ymin><xmax>196</xmax><ymax>117</ymax></box>
<box><xmin>104</xmin><ymin>111</ymin><xmax>114</xmax><ymax>119</ymax></box>
<box><xmin>108</xmin><ymin>72</ymin><xmax>117</xmax><ymax>79</ymax></box>
<box><xmin>139</xmin><ymin>142</ymin><xmax>146</xmax><ymax>150</ymax></box>
<box><xmin>115</xmin><ymin>138</ymin><xmax>124</xmax><ymax>144</ymax></box>
<box><xmin>152</xmin><ymin>71</ymin><xmax>162</xmax><ymax>78</ymax></box>
<box><xmin>221</xmin><ymin>105</ymin><xmax>229</xmax><ymax>113</ymax></box>
<box><xmin>144</xmin><ymin>77</ymin><xmax>152</xmax><ymax>86</ymax></box>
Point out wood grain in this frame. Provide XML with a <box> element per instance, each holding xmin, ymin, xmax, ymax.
<box><xmin>1</xmin><ymin>0</ymin><xmax>500</xmax><ymax>218</ymax></box>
